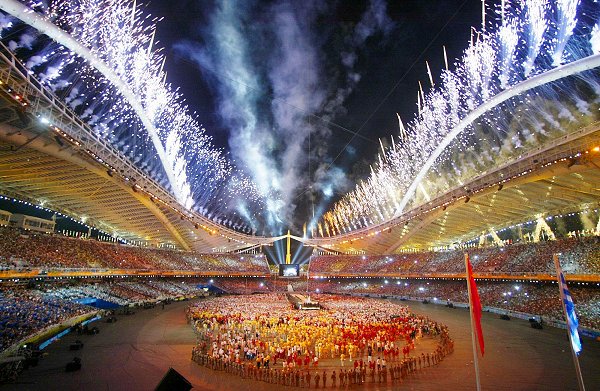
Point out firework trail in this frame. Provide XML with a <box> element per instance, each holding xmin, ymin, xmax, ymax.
<box><xmin>0</xmin><ymin>0</ymin><xmax>597</xmax><ymax>239</ymax></box>
<box><xmin>316</xmin><ymin>0</ymin><xmax>600</xmax><ymax>238</ymax></box>
<box><xmin>0</xmin><ymin>0</ymin><xmax>264</xmax><ymax>233</ymax></box>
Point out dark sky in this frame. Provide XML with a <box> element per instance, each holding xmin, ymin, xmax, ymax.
<box><xmin>146</xmin><ymin>0</ymin><xmax>483</xmax><ymax>234</ymax></box>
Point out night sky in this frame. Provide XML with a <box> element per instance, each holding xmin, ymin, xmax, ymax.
<box><xmin>146</xmin><ymin>0</ymin><xmax>483</xmax><ymax>234</ymax></box>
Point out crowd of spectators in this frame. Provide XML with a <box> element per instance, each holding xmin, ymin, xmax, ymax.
<box><xmin>37</xmin><ymin>279</ymin><xmax>206</xmax><ymax>305</ymax></box>
<box><xmin>1</xmin><ymin>224</ymin><xmax>599</xmax><ymax>359</ymax></box>
<box><xmin>307</xmin><ymin>278</ymin><xmax>600</xmax><ymax>330</ymax></box>
<box><xmin>0</xmin><ymin>227</ymin><xmax>269</xmax><ymax>273</ymax></box>
<box><xmin>211</xmin><ymin>278</ymin><xmax>272</xmax><ymax>295</ymax></box>
<box><xmin>309</xmin><ymin>236</ymin><xmax>600</xmax><ymax>276</ymax></box>
<box><xmin>1</xmin><ymin>271</ymin><xmax>598</xmax><ymax>365</ymax></box>
<box><xmin>0</xmin><ymin>278</ymin><xmax>208</xmax><ymax>352</ymax></box>
<box><xmin>0</xmin><ymin>288</ymin><xmax>89</xmax><ymax>352</ymax></box>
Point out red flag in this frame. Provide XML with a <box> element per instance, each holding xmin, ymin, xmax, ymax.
<box><xmin>467</xmin><ymin>254</ymin><xmax>484</xmax><ymax>356</ymax></box>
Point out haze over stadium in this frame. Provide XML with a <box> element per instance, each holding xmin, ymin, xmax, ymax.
<box><xmin>0</xmin><ymin>0</ymin><xmax>599</xmax><ymax>390</ymax></box>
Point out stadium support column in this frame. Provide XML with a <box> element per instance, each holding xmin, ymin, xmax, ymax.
<box><xmin>478</xmin><ymin>232</ymin><xmax>486</xmax><ymax>247</ymax></box>
<box><xmin>533</xmin><ymin>215</ymin><xmax>545</xmax><ymax>242</ymax></box>
<box><xmin>286</xmin><ymin>230</ymin><xmax>291</xmax><ymax>264</ymax></box>
<box><xmin>489</xmin><ymin>229</ymin><xmax>504</xmax><ymax>247</ymax></box>
<box><xmin>517</xmin><ymin>225</ymin><xmax>524</xmax><ymax>241</ymax></box>
<box><xmin>534</xmin><ymin>215</ymin><xmax>556</xmax><ymax>242</ymax></box>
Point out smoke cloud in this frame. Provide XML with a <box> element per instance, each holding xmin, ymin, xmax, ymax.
<box><xmin>175</xmin><ymin>0</ymin><xmax>393</xmax><ymax>233</ymax></box>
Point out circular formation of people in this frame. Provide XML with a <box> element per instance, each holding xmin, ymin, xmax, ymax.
<box><xmin>188</xmin><ymin>293</ymin><xmax>454</xmax><ymax>388</ymax></box>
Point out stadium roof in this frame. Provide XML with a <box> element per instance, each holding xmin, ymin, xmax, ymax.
<box><xmin>0</xmin><ymin>51</ymin><xmax>272</xmax><ymax>252</ymax></box>
<box><xmin>0</xmin><ymin>39</ymin><xmax>598</xmax><ymax>254</ymax></box>
<box><xmin>305</xmin><ymin>126</ymin><xmax>600</xmax><ymax>254</ymax></box>
<box><xmin>0</xmin><ymin>131</ymin><xmax>265</xmax><ymax>253</ymax></box>
<box><xmin>0</xmin><ymin>1</ymin><xmax>599</xmax><ymax>256</ymax></box>
<box><xmin>1</xmin><ymin>78</ymin><xmax>598</xmax><ymax>255</ymax></box>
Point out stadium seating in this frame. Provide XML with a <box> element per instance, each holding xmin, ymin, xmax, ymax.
<box><xmin>309</xmin><ymin>236</ymin><xmax>600</xmax><ymax>276</ymax></box>
<box><xmin>0</xmin><ymin>278</ymin><xmax>207</xmax><ymax>353</ymax></box>
<box><xmin>0</xmin><ymin>227</ymin><xmax>269</xmax><ymax>274</ymax></box>
<box><xmin>0</xmin><ymin>289</ymin><xmax>89</xmax><ymax>352</ymax></box>
<box><xmin>308</xmin><ymin>278</ymin><xmax>600</xmax><ymax>330</ymax></box>
<box><xmin>1</xmin><ymin>227</ymin><xmax>599</xmax><ymax>355</ymax></box>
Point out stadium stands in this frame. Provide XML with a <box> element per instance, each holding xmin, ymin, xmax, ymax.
<box><xmin>0</xmin><ymin>278</ymin><xmax>207</xmax><ymax>353</ymax></box>
<box><xmin>1</xmin><ymin>226</ymin><xmax>599</xmax><ymax>358</ymax></box>
<box><xmin>211</xmin><ymin>278</ymin><xmax>272</xmax><ymax>294</ymax></box>
<box><xmin>0</xmin><ymin>227</ymin><xmax>270</xmax><ymax>274</ymax></box>
<box><xmin>309</xmin><ymin>236</ymin><xmax>600</xmax><ymax>276</ymax></box>
<box><xmin>308</xmin><ymin>279</ymin><xmax>600</xmax><ymax>330</ymax></box>
<box><xmin>2</xmin><ymin>274</ymin><xmax>598</xmax><ymax>356</ymax></box>
<box><xmin>0</xmin><ymin>289</ymin><xmax>89</xmax><ymax>352</ymax></box>
<box><xmin>37</xmin><ymin>279</ymin><xmax>206</xmax><ymax>305</ymax></box>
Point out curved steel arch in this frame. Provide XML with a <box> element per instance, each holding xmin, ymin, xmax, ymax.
<box><xmin>0</xmin><ymin>0</ymin><xmax>186</xmax><ymax>205</ymax></box>
<box><xmin>395</xmin><ymin>54</ymin><xmax>600</xmax><ymax>217</ymax></box>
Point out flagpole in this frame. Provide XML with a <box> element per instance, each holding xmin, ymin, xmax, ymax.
<box><xmin>553</xmin><ymin>254</ymin><xmax>586</xmax><ymax>391</ymax></box>
<box><xmin>465</xmin><ymin>253</ymin><xmax>481</xmax><ymax>391</ymax></box>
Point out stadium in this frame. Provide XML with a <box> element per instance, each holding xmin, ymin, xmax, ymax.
<box><xmin>0</xmin><ymin>0</ymin><xmax>599</xmax><ymax>390</ymax></box>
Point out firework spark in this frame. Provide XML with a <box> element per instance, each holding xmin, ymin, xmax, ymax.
<box><xmin>315</xmin><ymin>0</ymin><xmax>600</xmax><ymax>237</ymax></box>
<box><xmin>0</xmin><ymin>0</ymin><xmax>266</xmax><ymax>233</ymax></box>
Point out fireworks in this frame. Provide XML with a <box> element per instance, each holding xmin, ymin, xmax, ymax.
<box><xmin>0</xmin><ymin>0</ymin><xmax>264</xmax><ymax>233</ymax></box>
<box><xmin>0</xmin><ymin>0</ymin><xmax>598</xmax><ymax>239</ymax></box>
<box><xmin>315</xmin><ymin>0</ymin><xmax>600</xmax><ymax>238</ymax></box>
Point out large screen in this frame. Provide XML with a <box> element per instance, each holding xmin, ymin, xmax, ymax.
<box><xmin>279</xmin><ymin>264</ymin><xmax>300</xmax><ymax>277</ymax></box>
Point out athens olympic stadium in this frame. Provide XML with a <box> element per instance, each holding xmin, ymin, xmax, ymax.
<box><xmin>0</xmin><ymin>1</ymin><xmax>600</xmax><ymax>390</ymax></box>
